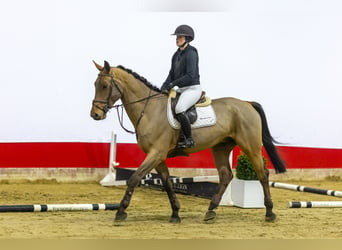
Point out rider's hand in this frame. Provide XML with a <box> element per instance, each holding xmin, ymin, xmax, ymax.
<box><xmin>161</xmin><ymin>82</ymin><xmax>173</xmax><ymax>92</ymax></box>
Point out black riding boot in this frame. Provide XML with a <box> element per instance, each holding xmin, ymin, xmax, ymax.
<box><xmin>176</xmin><ymin>112</ymin><xmax>195</xmax><ymax>148</ymax></box>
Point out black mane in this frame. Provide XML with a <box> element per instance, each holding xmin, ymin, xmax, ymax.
<box><xmin>117</xmin><ymin>65</ymin><xmax>162</xmax><ymax>93</ymax></box>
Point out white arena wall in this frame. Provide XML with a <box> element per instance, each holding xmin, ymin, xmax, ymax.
<box><xmin>1</xmin><ymin>0</ymin><xmax>342</xmax><ymax>181</ymax></box>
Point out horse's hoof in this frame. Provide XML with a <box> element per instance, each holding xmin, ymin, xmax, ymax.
<box><xmin>203</xmin><ymin>210</ymin><xmax>216</xmax><ymax>224</ymax></box>
<box><xmin>115</xmin><ymin>211</ymin><xmax>127</xmax><ymax>222</ymax></box>
<box><xmin>265</xmin><ymin>213</ymin><xmax>276</xmax><ymax>222</ymax></box>
<box><xmin>169</xmin><ymin>216</ymin><xmax>181</xmax><ymax>224</ymax></box>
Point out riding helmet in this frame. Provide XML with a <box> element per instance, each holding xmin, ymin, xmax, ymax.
<box><xmin>171</xmin><ymin>25</ymin><xmax>195</xmax><ymax>42</ymax></box>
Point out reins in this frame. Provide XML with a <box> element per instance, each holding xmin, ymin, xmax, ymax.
<box><xmin>113</xmin><ymin>89</ymin><xmax>161</xmax><ymax>134</ymax></box>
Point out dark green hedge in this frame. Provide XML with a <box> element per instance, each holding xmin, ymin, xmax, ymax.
<box><xmin>235</xmin><ymin>153</ymin><xmax>267</xmax><ymax>180</ymax></box>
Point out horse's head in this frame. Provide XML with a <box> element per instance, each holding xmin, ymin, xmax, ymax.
<box><xmin>90</xmin><ymin>60</ymin><xmax>123</xmax><ymax>120</ymax></box>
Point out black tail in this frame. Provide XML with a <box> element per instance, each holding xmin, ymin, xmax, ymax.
<box><xmin>250</xmin><ymin>102</ymin><xmax>286</xmax><ymax>174</ymax></box>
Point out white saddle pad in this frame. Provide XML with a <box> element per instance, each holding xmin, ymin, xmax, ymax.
<box><xmin>167</xmin><ymin>98</ymin><xmax>217</xmax><ymax>129</ymax></box>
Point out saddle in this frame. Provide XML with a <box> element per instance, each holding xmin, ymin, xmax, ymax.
<box><xmin>169</xmin><ymin>89</ymin><xmax>212</xmax><ymax>124</ymax></box>
<box><xmin>166</xmin><ymin>89</ymin><xmax>216</xmax><ymax>157</ymax></box>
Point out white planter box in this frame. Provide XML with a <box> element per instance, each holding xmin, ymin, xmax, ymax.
<box><xmin>219</xmin><ymin>181</ymin><xmax>234</xmax><ymax>206</ymax></box>
<box><xmin>231</xmin><ymin>178</ymin><xmax>265</xmax><ymax>208</ymax></box>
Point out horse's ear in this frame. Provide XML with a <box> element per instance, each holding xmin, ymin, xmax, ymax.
<box><xmin>104</xmin><ymin>61</ymin><xmax>111</xmax><ymax>73</ymax></box>
<box><xmin>93</xmin><ymin>60</ymin><xmax>103</xmax><ymax>71</ymax></box>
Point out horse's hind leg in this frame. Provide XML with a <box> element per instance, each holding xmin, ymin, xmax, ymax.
<box><xmin>244</xmin><ymin>150</ymin><xmax>276</xmax><ymax>222</ymax></box>
<box><xmin>156</xmin><ymin>161</ymin><xmax>181</xmax><ymax>223</ymax></box>
<box><xmin>260</xmin><ymin>167</ymin><xmax>276</xmax><ymax>222</ymax></box>
<box><xmin>204</xmin><ymin>143</ymin><xmax>234</xmax><ymax>223</ymax></box>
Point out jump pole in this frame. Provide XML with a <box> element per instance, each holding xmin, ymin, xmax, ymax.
<box><xmin>100</xmin><ymin>131</ymin><xmax>120</xmax><ymax>186</ymax></box>
<box><xmin>0</xmin><ymin>203</ymin><xmax>120</xmax><ymax>212</ymax></box>
<box><xmin>288</xmin><ymin>201</ymin><xmax>342</xmax><ymax>208</ymax></box>
<box><xmin>269</xmin><ymin>181</ymin><xmax>342</xmax><ymax>198</ymax></box>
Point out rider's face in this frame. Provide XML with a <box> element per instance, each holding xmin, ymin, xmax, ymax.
<box><xmin>176</xmin><ymin>35</ymin><xmax>186</xmax><ymax>47</ymax></box>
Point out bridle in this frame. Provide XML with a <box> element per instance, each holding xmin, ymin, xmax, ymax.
<box><xmin>92</xmin><ymin>72</ymin><xmax>162</xmax><ymax>134</ymax></box>
<box><xmin>92</xmin><ymin>72</ymin><xmax>123</xmax><ymax>114</ymax></box>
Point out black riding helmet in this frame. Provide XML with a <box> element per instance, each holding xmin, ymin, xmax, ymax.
<box><xmin>171</xmin><ymin>24</ymin><xmax>195</xmax><ymax>42</ymax></box>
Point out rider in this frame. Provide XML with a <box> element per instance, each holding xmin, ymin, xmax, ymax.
<box><xmin>161</xmin><ymin>24</ymin><xmax>202</xmax><ymax>148</ymax></box>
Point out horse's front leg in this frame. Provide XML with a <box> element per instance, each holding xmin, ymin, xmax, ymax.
<box><xmin>156</xmin><ymin>161</ymin><xmax>181</xmax><ymax>223</ymax></box>
<box><xmin>114</xmin><ymin>150</ymin><xmax>164</xmax><ymax>222</ymax></box>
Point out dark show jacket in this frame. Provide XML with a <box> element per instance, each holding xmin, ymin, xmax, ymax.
<box><xmin>163</xmin><ymin>44</ymin><xmax>200</xmax><ymax>88</ymax></box>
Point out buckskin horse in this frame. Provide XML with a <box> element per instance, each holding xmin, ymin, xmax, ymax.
<box><xmin>90</xmin><ymin>61</ymin><xmax>286</xmax><ymax>224</ymax></box>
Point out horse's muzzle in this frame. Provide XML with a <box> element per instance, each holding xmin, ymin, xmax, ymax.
<box><xmin>90</xmin><ymin>108</ymin><xmax>106</xmax><ymax>120</ymax></box>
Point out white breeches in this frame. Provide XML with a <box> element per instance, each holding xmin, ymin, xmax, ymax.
<box><xmin>175</xmin><ymin>85</ymin><xmax>202</xmax><ymax>114</ymax></box>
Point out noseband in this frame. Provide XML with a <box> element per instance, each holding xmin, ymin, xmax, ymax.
<box><xmin>92</xmin><ymin>73</ymin><xmax>122</xmax><ymax>113</ymax></box>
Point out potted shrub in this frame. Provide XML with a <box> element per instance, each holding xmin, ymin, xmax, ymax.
<box><xmin>231</xmin><ymin>153</ymin><xmax>266</xmax><ymax>208</ymax></box>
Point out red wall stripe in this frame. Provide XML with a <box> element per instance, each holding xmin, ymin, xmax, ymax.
<box><xmin>0</xmin><ymin>142</ymin><xmax>341</xmax><ymax>169</ymax></box>
<box><xmin>0</xmin><ymin>143</ymin><xmax>109</xmax><ymax>168</ymax></box>
<box><xmin>117</xmin><ymin>143</ymin><xmax>216</xmax><ymax>169</ymax></box>
<box><xmin>0</xmin><ymin>142</ymin><xmax>215</xmax><ymax>169</ymax></box>
<box><xmin>232</xmin><ymin>146</ymin><xmax>342</xmax><ymax>169</ymax></box>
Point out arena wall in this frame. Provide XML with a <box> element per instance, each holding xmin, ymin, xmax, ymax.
<box><xmin>1</xmin><ymin>143</ymin><xmax>341</xmax><ymax>182</ymax></box>
<box><xmin>1</xmin><ymin>1</ymin><xmax>342</xmax><ymax>182</ymax></box>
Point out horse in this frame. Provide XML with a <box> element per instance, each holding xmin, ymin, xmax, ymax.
<box><xmin>90</xmin><ymin>60</ymin><xmax>286</xmax><ymax>223</ymax></box>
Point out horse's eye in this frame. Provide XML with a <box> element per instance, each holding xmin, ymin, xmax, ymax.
<box><xmin>102</xmin><ymin>85</ymin><xmax>107</xmax><ymax>89</ymax></box>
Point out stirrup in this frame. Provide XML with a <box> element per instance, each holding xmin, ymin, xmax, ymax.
<box><xmin>177</xmin><ymin>138</ymin><xmax>195</xmax><ymax>148</ymax></box>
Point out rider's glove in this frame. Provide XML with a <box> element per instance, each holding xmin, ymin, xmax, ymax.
<box><xmin>161</xmin><ymin>82</ymin><xmax>173</xmax><ymax>92</ymax></box>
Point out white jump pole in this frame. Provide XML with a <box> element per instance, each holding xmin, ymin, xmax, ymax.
<box><xmin>288</xmin><ymin>201</ymin><xmax>342</xmax><ymax>208</ymax></box>
<box><xmin>269</xmin><ymin>181</ymin><xmax>342</xmax><ymax>197</ymax></box>
<box><xmin>0</xmin><ymin>203</ymin><xmax>120</xmax><ymax>212</ymax></box>
<box><xmin>100</xmin><ymin>131</ymin><xmax>120</xmax><ymax>186</ymax></box>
